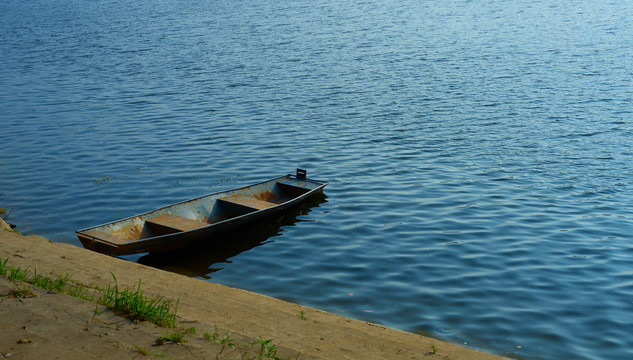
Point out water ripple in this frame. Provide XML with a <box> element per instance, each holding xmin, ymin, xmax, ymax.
<box><xmin>2</xmin><ymin>0</ymin><xmax>633</xmax><ymax>359</ymax></box>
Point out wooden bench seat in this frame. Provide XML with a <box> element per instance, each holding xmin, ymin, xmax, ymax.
<box><xmin>145</xmin><ymin>214</ymin><xmax>209</xmax><ymax>235</ymax></box>
<box><xmin>84</xmin><ymin>230</ymin><xmax>129</xmax><ymax>245</ymax></box>
<box><xmin>219</xmin><ymin>197</ymin><xmax>277</xmax><ymax>211</ymax></box>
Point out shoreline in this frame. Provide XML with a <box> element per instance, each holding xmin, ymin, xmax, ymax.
<box><xmin>0</xmin><ymin>230</ymin><xmax>508</xmax><ymax>359</ymax></box>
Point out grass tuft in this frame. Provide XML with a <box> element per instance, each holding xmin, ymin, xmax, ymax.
<box><xmin>219</xmin><ymin>332</ymin><xmax>236</xmax><ymax>352</ymax></box>
<box><xmin>135</xmin><ymin>345</ymin><xmax>153</xmax><ymax>355</ymax></box>
<box><xmin>203</xmin><ymin>326</ymin><xmax>236</xmax><ymax>354</ymax></box>
<box><xmin>0</xmin><ymin>258</ymin><xmax>177</xmax><ymax>328</ymax></box>
<box><xmin>0</xmin><ymin>258</ymin><xmax>8</xmax><ymax>276</ymax></box>
<box><xmin>203</xmin><ymin>326</ymin><xmax>220</xmax><ymax>342</ymax></box>
<box><xmin>8</xmin><ymin>286</ymin><xmax>36</xmax><ymax>300</ymax></box>
<box><xmin>99</xmin><ymin>273</ymin><xmax>178</xmax><ymax>328</ymax></box>
<box><xmin>8</xmin><ymin>266</ymin><xmax>30</xmax><ymax>282</ymax></box>
<box><xmin>66</xmin><ymin>283</ymin><xmax>93</xmax><ymax>301</ymax></box>
<box><xmin>242</xmin><ymin>336</ymin><xmax>293</xmax><ymax>360</ymax></box>
<box><xmin>155</xmin><ymin>329</ymin><xmax>188</xmax><ymax>345</ymax></box>
<box><xmin>252</xmin><ymin>337</ymin><xmax>280</xmax><ymax>359</ymax></box>
<box><xmin>32</xmin><ymin>270</ymin><xmax>69</xmax><ymax>292</ymax></box>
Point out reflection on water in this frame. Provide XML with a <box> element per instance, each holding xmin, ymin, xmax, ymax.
<box><xmin>138</xmin><ymin>194</ymin><xmax>327</xmax><ymax>279</ymax></box>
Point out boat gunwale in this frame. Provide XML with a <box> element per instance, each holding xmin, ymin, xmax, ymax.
<box><xmin>76</xmin><ymin>174</ymin><xmax>328</xmax><ymax>249</ymax></box>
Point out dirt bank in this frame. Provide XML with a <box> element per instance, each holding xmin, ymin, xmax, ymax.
<box><xmin>0</xmin><ymin>230</ymin><xmax>508</xmax><ymax>359</ymax></box>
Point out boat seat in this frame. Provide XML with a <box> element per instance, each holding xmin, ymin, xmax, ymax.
<box><xmin>145</xmin><ymin>214</ymin><xmax>209</xmax><ymax>235</ymax></box>
<box><xmin>218</xmin><ymin>197</ymin><xmax>277</xmax><ymax>211</ymax></box>
<box><xmin>85</xmin><ymin>230</ymin><xmax>129</xmax><ymax>245</ymax></box>
<box><xmin>274</xmin><ymin>182</ymin><xmax>311</xmax><ymax>200</ymax></box>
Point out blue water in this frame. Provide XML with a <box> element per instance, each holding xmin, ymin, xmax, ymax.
<box><xmin>2</xmin><ymin>0</ymin><xmax>633</xmax><ymax>358</ymax></box>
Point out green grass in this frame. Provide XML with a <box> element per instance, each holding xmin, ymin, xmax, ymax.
<box><xmin>8</xmin><ymin>266</ymin><xmax>30</xmax><ymax>282</ymax></box>
<box><xmin>251</xmin><ymin>337</ymin><xmax>283</xmax><ymax>360</ymax></box>
<box><xmin>202</xmin><ymin>327</ymin><xmax>292</xmax><ymax>360</ymax></box>
<box><xmin>0</xmin><ymin>258</ymin><xmax>8</xmax><ymax>276</ymax></box>
<box><xmin>241</xmin><ymin>336</ymin><xmax>295</xmax><ymax>360</ymax></box>
<box><xmin>0</xmin><ymin>260</ymin><xmax>94</xmax><ymax>301</ymax></box>
<box><xmin>203</xmin><ymin>326</ymin><xmax>220</xmax><ymax>342</ymax></box>
<box><xmin>0</xmin><ymin>258</ymin><xmax>177</xmax><ymax>328</ymax></box>
<box><xmin>155</xmin><ymin>329</ymin><xmax>188</xmax><ymax>345</ymax></box>
<box><xmin>218</xmin><ymin>332</ymin><xmax>236</xmax><ymax>353</ymax></box>
<box><xmin>66</xmin><ymin>283</ymin><xmax>93</xmax><ymax>301</ymax></box>
<box><xmin>32</xmin><ymin>270</ymin><xmax>69</xmax><ymax>292</ymax></box>
<box><xmin>135</xmin><ymin>345</ymin><xmax>153</xmax><ymax>355</ymax></box>
<box><xmin>99</xmin><ymin>273</ymin><xmax>178</xmax><ymax>328</ymax></box>
<box><xmin>0</xmin><ymin>258</ymin><xmax>295</xmax><ymax>359</ymax></box>
<box><xmin>134</xmin><ymin>345</ymin><xmax>166</xmax><ymax>357</ymax></box>
<box><xmin>202</xmin><ymin>326</ymin><xmax>236</xmax><ymax>355</ymax></box>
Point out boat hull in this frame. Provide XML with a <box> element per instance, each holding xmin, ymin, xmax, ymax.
<box><xmin>77</xmin><ymin>173</ymin><xmax>327</xmax><ymax>256</ymax></box>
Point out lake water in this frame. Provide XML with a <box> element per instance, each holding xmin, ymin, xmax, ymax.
<box><xmin>2</xmin><ymin>0</ymin><xmax>633</xmax><ymax>358</ymax></box>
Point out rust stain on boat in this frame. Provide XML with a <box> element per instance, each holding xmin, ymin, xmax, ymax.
<box><xmin>112</xmin><ymin>226</ymin><xmax>142</xmax><ymax>241</ymax></box>
<box><xmin>255</xmin><ymin>190</ymin><xmax>272</xmax><ymax>201</ymax></box>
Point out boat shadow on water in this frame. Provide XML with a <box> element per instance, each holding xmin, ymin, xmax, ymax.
<box><xmin>136</xmin><ymin>193</ymin><xmax>327</xmax><ymax>279</ymax></box>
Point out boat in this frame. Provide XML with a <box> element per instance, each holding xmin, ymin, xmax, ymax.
<box><xmin>76</xmin><ymin>169</ymin><xmax>328</xmax><ymax>256</ymax></box>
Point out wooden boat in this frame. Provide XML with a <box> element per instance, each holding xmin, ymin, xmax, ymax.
<box><xmin>77</xmin><ymin>169</ymin><xmax>327</xmax><ymax>256</ymax></box>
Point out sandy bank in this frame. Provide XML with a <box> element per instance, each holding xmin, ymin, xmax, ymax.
<box><xmin>0</xmin><ymin>230</ymin><xmax>508</xmax><ymax>359</ymax></box>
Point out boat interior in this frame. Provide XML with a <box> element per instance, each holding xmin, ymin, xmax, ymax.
<box><xmin>85</xmin><ymin>179</ymin><xmax>316</xmax><ymax>243</ymax></box>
